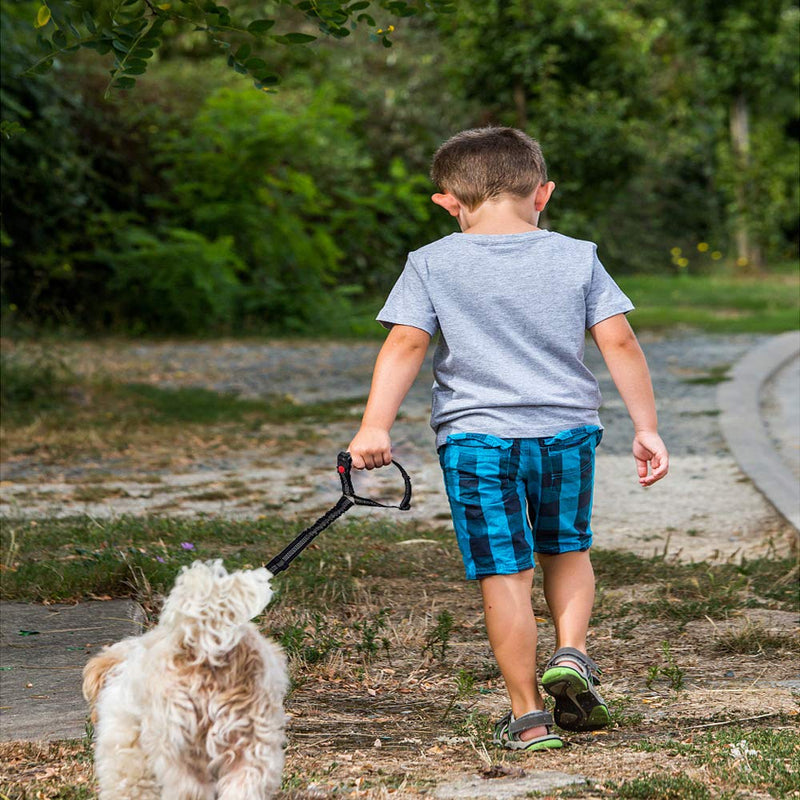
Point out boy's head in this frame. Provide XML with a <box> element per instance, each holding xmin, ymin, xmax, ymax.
<box><xmin>430</xmin><ymin>127</ymin><xmax>548</xmax><ymax>211</ymax></box>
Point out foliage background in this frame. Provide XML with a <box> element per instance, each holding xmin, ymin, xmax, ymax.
<box><xmin>1</xmin><ymin>0</ymin><xmax>798</xmax><ymax>335</ymax></box>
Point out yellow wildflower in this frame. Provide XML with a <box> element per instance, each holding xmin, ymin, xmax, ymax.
<box><xmin>697</xmin><ymin>242</ymin><xmax>709</xmax><ymax>252</ymax></box>
<box><xmin>677</xmin><ymin>258</ymin><xmax>689</xmax><ymax>268</ymax></box>
<box><xmin>670</xmin><ymin>247</ymin><xmax>682</xmax><ymax>257</ymax></box>
<box><xmin>711</xmin><ymin>251</ymin><xmax>723</xmax><ymax>260</ymax></box>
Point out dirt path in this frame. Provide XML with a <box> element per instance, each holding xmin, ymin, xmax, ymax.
<box><xmin>1</xmin><ymin>333</ymin><xmax>795</xmax><ymax>562</ymax></box>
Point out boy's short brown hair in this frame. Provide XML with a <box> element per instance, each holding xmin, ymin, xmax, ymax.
<box><xmin>430</xmin><ymin>127</ymin><xmax>548</xmax><ymax>210</ymax></box>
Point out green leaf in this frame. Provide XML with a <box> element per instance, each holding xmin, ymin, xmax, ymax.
<box><xmin>123</xmin><ymin>59</ymin><xmax>148</xmax><ymax>74</ymax></box>
<box><xmin>247</xmin><ymin>19</ymin><xmax>275</xmax><ymax>34</ymax></box>
<box><xmin>31</xmin><ymin>58</ymin><xmax>54</xmax><ymax>74</ymax></box>
<box><xmin>34</xmin><ymin>4</ymin><xmax>51</xmax><ymax>29</ymax></box>
<box><xmin>275</xmin><ymin>32</ymin><xmax>317</xmax><ymax>44</ymax></box>
<box><xmin>112</xmin><ymin>39</ymin><xmax>130</xmax><ymax>53</ymax></box>
<box><xmin>347</xmin><ymin>1</ymin><xmax>370</xmax><ymax>11</ymax></box>
<box><xmin>131</xmin><ymin>48</ymin><xmax>154</xmax><ymax>59</ymax></box>
<box><xmin>82</xmin><ymin>11</ymin><xmax>96</xmax><ymax>33</ymax></box>
<box><xmin>113</xmin><ymin>76</ymin><xmax>136</xmax><ymax>89</ymax></box>
<box><xmin>52</xmin><ymin>29</ymin><xmax>67</xmax><ymax>48</ymax></box>
<box><xmin>235</xmin><ymin>44</ymin><xmax>251</xmax><ymax>60</ymax></box>
<box><xmin>244</xmin><ymin>57</ymin><xmax>266</xmax><ymax>70</ymax></box>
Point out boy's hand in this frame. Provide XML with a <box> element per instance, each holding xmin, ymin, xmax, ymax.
<box><xmin>633</xmin><ymin>431</ymin><xmax>669</xmax><ymax>486</ymax></box>
<box><xmin>348</xmin><ymin>427</ymin><xmax>392</xmax><ymax>470</ymax></box>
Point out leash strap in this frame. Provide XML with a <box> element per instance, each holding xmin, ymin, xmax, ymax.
<box><xmin>266</xmin><ymin>451</ymin><xmax>412</xmax><ymax>575</ymax></box>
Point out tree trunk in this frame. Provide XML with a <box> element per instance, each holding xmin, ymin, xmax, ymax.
<box><xmin>729</xmin><ymin>93</ymin><xmax>764</xmax><ymax>271</ymax></box>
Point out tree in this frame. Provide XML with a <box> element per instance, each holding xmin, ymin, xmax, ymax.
<box><xmin>24</xmin><ymin>0</ymin><xmax>455</xmax><ymax>97</ymax></box>
<box><xmin>670</xmin><ymin>0</ymin><xmax>799</xmax><ymax>270</ymax></box>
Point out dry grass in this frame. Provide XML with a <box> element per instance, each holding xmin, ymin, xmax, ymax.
<box><xmin>1</xmin><ymin>564</ymin><xmax>798</xmax><ymax>799</ymax></box>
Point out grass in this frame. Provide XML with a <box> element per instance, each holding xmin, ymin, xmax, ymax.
<box><xmin>618</xmin><ymin>272</ymin><xmax>800</xmax><ymax>333</ymax></box>
<box><xmin>1</xmin><ymin>515</ymin><xmax>797</xmax><ymax>799</ymax></box>
<box><xmin>0</xmin><ymin>350</ymin><xmax>364</xmax><ymax>429</ymax></box>
<box><xmin>4</xmin><ymin>516</ymin><xmax>796</xmax><ymax>613</ymax></box>
<box><xmin>0</xmin><ymin>516</ymin><xmax>459</xmax><ymax>604</ymax></box>
<box><xmin>625</xmin><ymin>727</ymin><xmax>800</xmax><ymax>800</ymax></box>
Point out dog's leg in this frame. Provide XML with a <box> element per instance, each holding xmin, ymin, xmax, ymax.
<box><xmin>213</xmin><ymin>718</ymin><xmax>285</xmax><ymax>799</ymax></box>
<box><xmin>94</xmin><ymin>714</ymin><xmax>161</xmax><ymax>800</ymax></box>
<box><xmin>156</xmin><ymin>768</ymin><xmax>215</xmax><ymax>800</ymax></box>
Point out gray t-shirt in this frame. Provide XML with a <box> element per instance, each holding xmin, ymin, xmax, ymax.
<box><xmin>377</xmin><ymin>230</ymin><xmax>634</xmax><ymax>447</ymax></box>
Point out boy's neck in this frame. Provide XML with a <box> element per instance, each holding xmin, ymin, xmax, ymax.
<box><xmin>457</xmin><ymin>194</ymin><xmax>543</xmax><ymax>235</ymax></box>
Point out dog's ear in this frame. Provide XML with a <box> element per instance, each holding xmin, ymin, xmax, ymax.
<box><xmin>234</xmin><ymin>567</ymin><xmax>274</xmax><ymax>620</ymax></box>
<box><xmin>82</xmin><ymin>649</ymin><xmax>124</xmax><ymax>706</ymax></box>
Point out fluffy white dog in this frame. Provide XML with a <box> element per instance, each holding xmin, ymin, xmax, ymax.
<box><xmin>83</xmin><ymin>560</ymin><xmax>288</xmax><ymax>800</ymax></box>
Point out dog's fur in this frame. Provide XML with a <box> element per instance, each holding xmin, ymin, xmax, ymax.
<box><xmin>83</xmin><ymin>560</ymin><xmax>288</xmax><ymax>800</ymax></box>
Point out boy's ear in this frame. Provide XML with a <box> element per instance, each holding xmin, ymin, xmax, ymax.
<box><xmin>431</xmin><ymin>192</ymin><xmax>463</xmax><ymax>217</ymax></box>
<box><xmin>535</xmin><ymin>181</ymin><xmax>556</xmax><ymax>211</ymax></box>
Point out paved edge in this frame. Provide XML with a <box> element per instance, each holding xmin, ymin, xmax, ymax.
<box><xmin>718</xmin><ymin>330</ymin><xmax>800</xmax><ymax>531</ymax></box>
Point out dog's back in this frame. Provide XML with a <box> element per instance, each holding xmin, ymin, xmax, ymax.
<box><xmin>84</xmin><ymin>561</ymin><xmax>288</xmax><ymax>800</ymax></box>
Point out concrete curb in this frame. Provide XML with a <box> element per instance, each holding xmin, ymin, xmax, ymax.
<box><xmin>718</xmin><ymin>330</ymin><xmax>800</xmax><ymax>531</ymax></box>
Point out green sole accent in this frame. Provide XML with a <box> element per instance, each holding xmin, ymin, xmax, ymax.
<box><xmin>520</xmin><ymin>738</ymin><xmax>564</xmax><ymax>751</ymax></box>
<box><xmin>542</xmin><ymin>666</ymin><xmax>589</xmax><ymax>692</ymax></box>
<box><xmin>587</xmin><ymin>704</ymin><xmax>611</xmax><ymax>726</ymax></box>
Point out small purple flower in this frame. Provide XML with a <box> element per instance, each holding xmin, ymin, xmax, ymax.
<box><xmin>156</xmin><ymin>556</ymin><xmax>166</xmax><ymax>563</ymax></box>
<box><xmin>180</xmin><ymin>542</ymin><xmax>195</xmax><ymax>551</ymax></box>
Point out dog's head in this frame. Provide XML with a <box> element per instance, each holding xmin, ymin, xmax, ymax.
<box><xmin>159</xmin><ymin>560</ymin><xmax>274</xmax><ymax>661</ymax></box>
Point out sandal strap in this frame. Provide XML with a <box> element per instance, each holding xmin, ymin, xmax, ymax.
<box><xmin>546</xmin><ymin>647</ymin><xmax>602</xmax><ymax>681</ymax></box>
<box><xmin>509</xmin><ymin>710</ymin><xmax>554</xmax><ymax>736</ymax></box>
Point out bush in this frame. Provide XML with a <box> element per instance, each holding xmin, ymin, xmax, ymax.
<box><xmin>100</xmin><ymin>225</ymin><xmax>244</xmax><ymax>334</ymax></box>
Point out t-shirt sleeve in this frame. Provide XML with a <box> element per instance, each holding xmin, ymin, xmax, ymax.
<box><xmin>585</xmin><ymin>249</ymin><xmax>635</xmax><ymax>329</ymax></box>
<box><xmin>376</xmin><ymin>255</ymin><xmax>439</xmax><ymax>335</ymax></box>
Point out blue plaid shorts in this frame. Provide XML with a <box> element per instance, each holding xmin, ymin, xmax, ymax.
<box><xmin>438</xmin><ymin>425</ymin><xmax>602</xmax><ymax>580</ymax></box>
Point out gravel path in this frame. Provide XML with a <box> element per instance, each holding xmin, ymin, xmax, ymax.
<box><xmin>1</xmin><ymin>332</ymin><xmax>794</xmax><ymax>562</ymax></box>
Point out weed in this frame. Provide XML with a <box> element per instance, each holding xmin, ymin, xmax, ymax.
<box><xmin>645</xmin><ymin>642</ymin><xmax>685</xmax><ymax>691</ymax></box>
<box><xmin>423</xmin><ymin>610</ymin><xmax>454</xmax><ymax>662</ymax></box>
<box><xmin>278</xmin><ymin>612</ymin><xmax>343</xmax><ymax>664</ymax></box>
<box><xmin>0</xmin><ymin>349</ymin><xmax>73</xmax><ymax>416</ymax></box>
<box><xmin>610</xmin><ymin>773</ymin><xmax>712</xmax><ymax>799</ymax></box>
<box><xmin>455</xmin><ymin>668</ymin><xmax>476</xmax><ymax>699</ymax></box>
<box><xmin>713</xmin><ymin>622</ymin><xmax>800</xmax><ymax>656</ymax></box>
<box><xmin>353</xmin><ymin>608</ymin><xmax>391</xmax><ymax>662</ymax></box>
<box><xmin>608</xmin><ymin>696</ymin><xmax>645</xmax><ymax>728</ymax></box>
<box><xmin>681</xmin><ymin>365</ymin><xmax>731</xmax><ymax>385</ymax></box>
<box><xmin>452</xmin><ymin>709</ymin><xmax>491</xmax><ymax>742</ymax></box>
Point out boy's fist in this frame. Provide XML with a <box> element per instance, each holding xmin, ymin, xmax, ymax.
<box><xmin>348</xmin><ymin>427</ymin><xmax>392</xmax><ymax>470</ymax></box>
<box><xmin>633</xmin><ymin>432</ymin><xmax>669</xmax><ymax>486</ymax></box>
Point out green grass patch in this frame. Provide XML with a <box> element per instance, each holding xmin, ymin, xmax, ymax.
<box><xmin>630</xmin><ymin>726</ymin><xmax>800</xmax><ymax>799</ymax></box>
<box><xmin>592</xmin><ymin>548</ymin><xmax>798</xmax><ymax>624</ymax></box>
<box><xmin>610</xmin><ymin>773</ymin><xmax>714</xmax><ymax>800</ymax></box>
<box><xmin>0</xmin><ymin>516</ymin><xmax>458</xmax><ymax>604</ymax></box>
<box><xmin>0</xmin><ymin>352</ymin><xmax>364</xmax><ymax>430</ymax></box>
<box><xmin>619</xmin><ymin>272</ymin><xmax>800</xmax><ymax>333</ymax></box>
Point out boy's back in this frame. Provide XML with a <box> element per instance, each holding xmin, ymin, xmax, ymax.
<box><xmin>378</xmin><ymin>229</ymin><xmax>633</xmax><ymax>445</ymax></box>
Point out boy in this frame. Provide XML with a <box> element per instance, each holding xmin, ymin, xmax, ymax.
<box><xmin>348</xmin><ymin>127</ymin><xmax>668</xmax><ymax>751</ymax></box>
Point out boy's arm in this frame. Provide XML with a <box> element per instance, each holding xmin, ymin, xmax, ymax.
<box><xmin>590</xmin><ymin>314</ymin><xmax>669</xmax><ymax>486</ymax></box>
<box><xmin>348</xmin><ymin>324</ymin><xmax>431</xmax><ymax>470</ymax></box>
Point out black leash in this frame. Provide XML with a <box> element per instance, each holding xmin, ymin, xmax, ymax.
<box><xmin>265</xmin><ymin>451</ymin><xmax>412</xmax><ymax>575</ymax></box>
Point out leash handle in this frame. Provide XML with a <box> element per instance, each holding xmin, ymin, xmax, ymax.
<box><xmin>266</xmin><ymin>494</ymin><xmax>354</xmax><ymax>575</ymax></box>
<box><xmin>337</xmin><ymin>451</ymin><xmax>412</xmax><ymax>510</ymax></box>
<box><xmin>266</xmin><ymin>452</ymin><xmax>413</xmax><ymax>575</ymax></box>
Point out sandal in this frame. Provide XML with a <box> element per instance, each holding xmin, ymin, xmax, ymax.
<box><xmin>492</xmin><ymin>710</ymin><xmax>564</xmax><ymax>751</ymax></box>
<box><xmin>541</xmin><ymin>647</ymin><xmax>610</xmax><ymax>732</ymax></box>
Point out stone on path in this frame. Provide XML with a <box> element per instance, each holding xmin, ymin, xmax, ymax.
<box><xmin>0</xmin><ymin>599</ymin><xmax>143</xmax><ymax>741</ymax></box>
<box><xmin>434</xmin><ymin>770</ymin><xmax>587</xmax><ymax>799</ymax></box>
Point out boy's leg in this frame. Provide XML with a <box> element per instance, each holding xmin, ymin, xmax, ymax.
<box><xmin>536</xmin><ymin>550</ymin><xmax>594</xmax><ymax>656</ymax></box>
<box><xmin>537</xmin><ymin>550</ymin><xmax>610</xmax><ymax>730</ymax></box>
<box><xmin>480</xmin><ymin>569</ymin><xmax>547</xmax><ymax>741</ymax></box>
